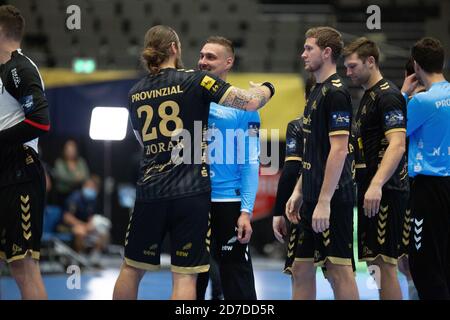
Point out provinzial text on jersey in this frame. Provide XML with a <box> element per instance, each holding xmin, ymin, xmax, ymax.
<box><xmin>131</xmin><ymin>85</ymin><xmax>183</xmax><ymax>102</ymax></box>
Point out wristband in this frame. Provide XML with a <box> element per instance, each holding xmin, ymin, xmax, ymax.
<box><xmin>262</xmin><ymin>82</ymin><xmax>275</xmax><ymax>98</ymax></box>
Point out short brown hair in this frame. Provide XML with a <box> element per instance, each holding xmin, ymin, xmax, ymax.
<box><xmin>141</xmin><ymin>25</ymin><xmax>181</xmax><ymax>74</ymax></box>
<box><xmin>343</xmin><ymin>37</ymin><xmax>380</xmax><ymax>65</ymax></box>
<box><xmin>305</xmin><ymin>27</ymin><xmax>343</xmax><ymax>63</ymax></box>
<box><xmin>205</xmin><ymin>36</ymin><xmax>235</xmax><ymax>57</ymax></box>
<box><xmin>0</xmin><ymin>5</ymin><xmax>25</xmax><ymax>42</ymax></box>
<box><xmin>412</xmin><ymin>37</ymin><xmax>444</xmax><ymax>73</ymax></box>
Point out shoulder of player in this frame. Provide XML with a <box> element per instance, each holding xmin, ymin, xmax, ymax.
<box><xmin>287</xmin><ymin>117</ymin><xmax>303</xmax><ymax>133</ymax></box>
<box><xmin>224</xmin><ymin>103</ymin><xmax>260</xmax><ymax>122</ymax></box>
<box><xmin>128</xmin><ymin>76</ymin><xmax>148</xmax><ymax>96</ymax></box>
<box><xmin>374</xmin><ymin>79</ymin><xmax>400</xmax><ymax>95</ymax></box>
<box><xmin>409</xmin><ymin>90</ymin><xmax>434</xmax><ymax>106</ymax></box>
<box><xmin>324</xmin><ymin>84</ymin><xmax>350</xmax><ymax>100</ymax></box>
<box><xmin>288</xmin><ymin>117</ymin><xmax>302</xmax><ymax>127</ymax></box>
<box><xmin>12</xmin><ymin>51</ymin><xmax>41</xmax><ymax>74</ymax></box>
<box><xmin>4</xmin><ymin>51</ymin><xmax>40</xmax><ymax>81</ymax></box>
<box><xmin>177</xmin><ymin>68</ymin><xmax>196</xmax><ymax>73</ymax></box>
<box><xmin>322</xmin><ymin>76</ymin><xmax>348</xmax><ymax>93</ymax></box>
<box><xmin>375</xmin><ymin>82</ymin><xmax>403</xmax><ymax>102</ymax></box>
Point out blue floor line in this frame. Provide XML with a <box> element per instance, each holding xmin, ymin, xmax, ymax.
<box><xmin>0</xmin><ymin>268</ymin><xmax>409</xmax><ymax>300</ymax></box>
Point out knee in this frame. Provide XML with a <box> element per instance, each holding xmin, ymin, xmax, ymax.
<box><xmin>369</xmin><ymin>259</ymin><xmax>398</xmax><ymax>279</ymax></box>
<box><xmin>326</xmin><ymin>264</ymin><xmax>353</xmax><ymax>286</ymax></box>
<box><xmin>291</xmin><ymin>261</ymin><xmax>316</xmax><ymax>283</ymax></box>
<box><xmin>10</xmin><ymin>258</ymin><xmax>37</xmax><ymax>285</ymax></box>
<box><xmin>121</xmin><ymin>263</ymin><xmax>146</xmax><ymax>283</ymax></box>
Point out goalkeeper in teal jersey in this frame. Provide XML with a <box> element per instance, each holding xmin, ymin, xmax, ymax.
<box><xmin>196</xmin><ymin>36</ymin><xmax>261</xmax><ymax>300</ymax></box>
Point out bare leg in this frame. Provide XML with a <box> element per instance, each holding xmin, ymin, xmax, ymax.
<box><xmin>368</xmin><ymin>257</ymin><xmax>402</xmax><ymax>300</ymax></box>
<box><xmin>326</xmin><ymin>262</ymin><xmax>359</xmax><ymax>300</ymax></box>
<box><xmin>291</xmin><ymin>260</ymin><xmax>316</xmax><ymax>300</ymax></box>
<box><xmin>172</xmin><ymin>272</ymin><xmax>197</xmax><ymax>300</ymax></box>
<box><xmin>113</xmin><ymin>263</ymin><xmax>146</xmax><ymax>300</ymax></box>
<box><xmin>9</xmin><ymin>255</ymin><xmax>47</xmax><ymax>300</ymax></box>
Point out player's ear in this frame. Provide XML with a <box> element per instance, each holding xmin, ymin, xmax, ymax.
<box><xmin>367</xmin><ymin>56</ymin><xmax>376</xmax><ymax>68</ymax></box>
<box><xmin>323</xmin><ymin>47</ymin><xmax>332</xmax><ymax>60</ymax></box>
<box><xmin>413</xmin><ymin>60</ymin><xmax>421</xmax><ymax>73</ymax></box>
<box><xmin>170</xmin><ymin>41</ymin><xmax>179</xmax><ymax>55</ymax></box>
<box><xmin>226</xmin><ymin>56</ymin><xmax>234</xmax><ymax>70</ymax></box>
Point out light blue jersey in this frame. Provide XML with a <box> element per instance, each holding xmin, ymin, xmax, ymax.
<box><xmin>407</xmin><ymin>81</ymin><xmax>450</xmax><ymax>177</ymax></box>
<box><xmin>207</xmin><ymin>102</ymin><xmax>260</xmax><ymax>214</ymax></box>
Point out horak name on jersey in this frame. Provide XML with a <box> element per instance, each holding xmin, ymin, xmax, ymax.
<box><xmin>131</xmin><ymin>85</ymin><xmax>183</xmax><ymax>102</ymax></box>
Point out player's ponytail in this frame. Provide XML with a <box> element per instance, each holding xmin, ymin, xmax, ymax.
<box><xmin>141</xmin><ymin>25</ymin><xmax>181</xmax><ymax>74</ymax></box>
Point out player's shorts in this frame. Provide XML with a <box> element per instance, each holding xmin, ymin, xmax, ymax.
<box><xmin>210</xmin><ymin>201</ymin><xmax>252</xmax><ymax>264</ymax></box>
<box><xmin>0</xmin><ymin>147</ymin><xmax>46</xmax><ymax>263</ymax></box>
<box><xmin>399</xmin><ymin>179</ymin><xmax>414</xmax><ymax>258</ymax></box>
<box><xmin>124</xmin><ymin>192</ymin><xmax>211</xmax><ymax>274</ymax></box>
<box><xmin>283</xmin><ymin>222</ymin><xmax>299</xmax><ymax>275</ymax></box>
<box><xmin>358</xmin><ymin>189</ymin><xmax>408</xmax><ymax>265</ymax></box>
<box><xmin>294</xmin><ymin>200</ymin><xmax>355</xmax><ymax>268</ymax></box>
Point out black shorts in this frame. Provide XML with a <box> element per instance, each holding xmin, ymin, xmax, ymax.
<box><xmin>210</xmin><ymin>202</ymin><xmax>252</xmax><ymax>264</ymax></box>
<box><xmin>358</xmin><ymin>190</ymin><xmax>408</xmax><ymax>265</ymax></box>
<box><xmin>284</xmin><ymin>222</ymin><xmax>299</xmax><ymax>275</ymax></box>
<box><xmin>399</xmin><ymin>179</ymin><xmax>414</xmax><ymax>258</ymax></box>
<box><xmin>0</xmin><ymin>150</ymin><xmax>46</xmax><ymax>263</ymax></box>
<box><xmin>295</xmin><ymin>200</ymin><xmax>354</xmax><ymax>267</ymax></box>
<box><xmin>124</xmin><ymin>192</ymin><xmax>211</xmax><ymax>274</ymax></box>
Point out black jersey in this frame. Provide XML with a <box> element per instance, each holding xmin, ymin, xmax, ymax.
<box><xmin>128</xmin><ymin>68</ymin><xmax>231</xmax><ymax>201</ymax></box>
<box><xmin>0</xmin><ymin>49</ymin><xmax>49</xmax><ymax>179</ymax></box>
<box><xmin>285</xmin><ymin>117</ymin><xmax>303</xmax><ymax>163</ymax></box>
<box><xmin>273</xmin><ymin>118</ymin><xmax>303</xmax><ymax>216</ymax></box>
<box><xmin>301</xmin><ymin>74</ymin><xmax>354</xmax><ymax>203</ymax></box>
<box><xmin>353</xmin><ymin>78</ymin><xmax>408</xmax><ymax>192</ymax></box>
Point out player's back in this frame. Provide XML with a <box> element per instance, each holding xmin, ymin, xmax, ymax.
<box><xmin>128</xmin><ymin>68</ymin><xmax>231</xmax><ymax>201</ymax></box>
<box><xmin>408</xmin><ymin>80</ymin><xmax>450</xmax><ymax>177</ymax></box>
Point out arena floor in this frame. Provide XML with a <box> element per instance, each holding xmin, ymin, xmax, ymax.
<box><xmin>0</xmin><ymin>256</ymin><xmax>409</xmax><ymax>300</ymax></box>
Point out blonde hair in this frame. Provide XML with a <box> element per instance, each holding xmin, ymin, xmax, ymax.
<box><xmin>141</xmin><ymin>25</ymin><xmax>180</xmax><ymax>74</ymax></box>
<box><xmin>205</xmin><ymin>36</ymin><xmax>235</xmax><ymax>57</ymax></box>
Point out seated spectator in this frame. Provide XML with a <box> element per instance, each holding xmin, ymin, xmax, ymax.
<box><xmin>54</xmin><ymin>139</ymin><xmax>90</xmax><ymax>206</ymax></box>
<box><xmin>63</xmin><ymin>175</ymin><xmax>111</xmax><ymax>265</ymax></box>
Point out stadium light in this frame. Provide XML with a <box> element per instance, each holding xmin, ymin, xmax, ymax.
<box><xmin>89</xmin><ymin>107</ymin><xmax>129</xmax><ymax>141</ymax></box>
<box><xmin>89</xmin><ymin>106</ymin><xmax>129</xmax><ymax>221</ymax></box>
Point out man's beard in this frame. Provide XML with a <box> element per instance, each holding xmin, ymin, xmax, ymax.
<box><xmin>306</xmin><ymin>60</ymin><xmax>322</xmax><ymax>73</ymax></box>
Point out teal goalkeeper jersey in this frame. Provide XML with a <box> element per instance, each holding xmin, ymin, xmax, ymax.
<box><xmin>207</xmin><ymin>102</ymin><xmax>260</xmax><ymax>214</ymax></box>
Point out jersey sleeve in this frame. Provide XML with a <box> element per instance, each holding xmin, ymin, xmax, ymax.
<box><xmin>285</xmin><ymin>119</ymin><xmax>303</xmax><ymax>162</ymax></box>
<box><xmin>407</xmin><ymin>94</ymin><xmax>435</xmax><ymax>136</ymax></box>
<box><xmin>238</xmin><ymin>111</ymin><xmax>260</xmax><ymax>214</ymax></box>
<box><xmin>379</xmin><ymin>92</ymin><xmax>407</xmax><ymax>136</ymax></box>
<box><xmin>273</xmin><ymin>161</ymin><xmax>302</xmax><ymax>216</ymax></box>
<box><xmin>196</xmin><ymin>71</ymin><xmax>232</xmax><ymax>105</ymax></box>
<box><xmin>17</xmin><ymin>63</ymin><xmax>50</xmax><ymax>131</ymax></box>
<box><xmin>326</xmin><ymin>90</ymin><xmax>351</xmax><ymax>136</ymax></box>
<box><xmin>0</xmin><ymin>62</ymin><xmax>50</xmax><ymax>145</ymax></box>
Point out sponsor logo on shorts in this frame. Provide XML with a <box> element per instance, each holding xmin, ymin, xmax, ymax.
<box><xmin>176</xmin><ymin>242</ymin><xmax>192</xmax><ymax>257</ymax></box>
<box><xmin>143</xmin><ymin>244</ymin><xmax>158</xmax><ymax>256</ymax></box>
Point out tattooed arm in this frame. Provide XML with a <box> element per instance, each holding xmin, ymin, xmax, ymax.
<box><xmin>219</xmin><ymin>83</ymin><xmax>272</xmax><ymax>111</ymax></box>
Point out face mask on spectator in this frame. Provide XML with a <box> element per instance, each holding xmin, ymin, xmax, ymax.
<box><xmin>82</xmin><ymin>187</ymin><xmax>97</xmax><ymax>200</ymax></box>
